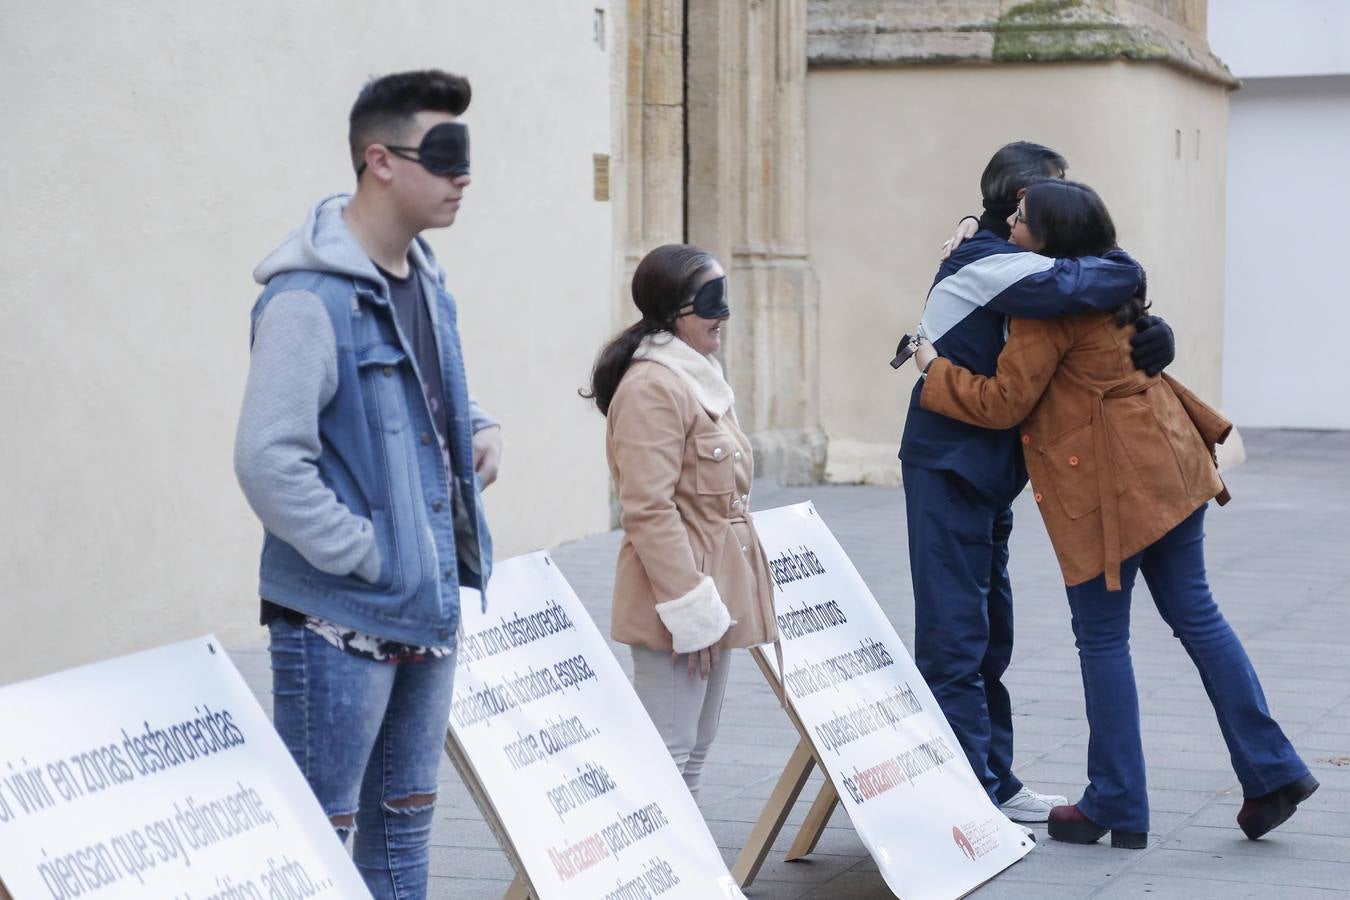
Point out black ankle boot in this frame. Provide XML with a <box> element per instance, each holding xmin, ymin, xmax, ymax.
<box><xmin>1237</xmin><ymin>773</ymin><xmax>1320</xmax><ymax>840</ymax></box>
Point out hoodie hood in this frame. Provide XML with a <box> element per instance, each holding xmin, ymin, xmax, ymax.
<box><xmin>252</xmin><ymin>193</ymin><xmax>443</xmax><ymax>292</ymax></box>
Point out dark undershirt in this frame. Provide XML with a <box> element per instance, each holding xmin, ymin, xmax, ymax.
<box><xmin>379</xmin><ymin>262</ymin><xmax>452</xmax><ymax>449</ymax></box>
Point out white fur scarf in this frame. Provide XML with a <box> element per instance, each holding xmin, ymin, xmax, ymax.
<box><xmin>632</xmin><ymin>333</ymin><xmax>735</xmax><ymax>419</ymax></box>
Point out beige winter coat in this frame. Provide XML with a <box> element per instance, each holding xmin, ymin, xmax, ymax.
<box><xmin>605</xmin><ymin>337</ymin><xmax>777</xmax><ymax>653</ymax></box>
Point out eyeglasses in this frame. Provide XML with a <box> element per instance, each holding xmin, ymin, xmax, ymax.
<box><xmin>1012</xmin><ymin>206</ymin><xmax>1028</xmax><ymax>226</ymax></box>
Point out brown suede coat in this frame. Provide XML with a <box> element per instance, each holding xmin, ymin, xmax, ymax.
<box><xmin>606</xmin><ymin>360</ymin><xmax>777</xmax><ymax>651</ymax></box>
<box><xmin>921</xmin><ymin>312</ymin><xmax>1231</xmax><ymax>590</ymax></box>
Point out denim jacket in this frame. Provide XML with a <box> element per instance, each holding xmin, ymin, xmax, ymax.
<box><xmin>236</xmin><ymin>194</ymin><xmax>492</xmax><ymax>646</ymax></box>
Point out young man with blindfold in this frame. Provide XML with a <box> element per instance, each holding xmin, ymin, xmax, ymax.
<box><xmin>234</xmin><ymin>69</ymin><xmax>498</xmax><ymax>899</ymax></box>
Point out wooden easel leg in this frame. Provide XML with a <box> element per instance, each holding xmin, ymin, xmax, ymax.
<box><xmin>445</xmin><ymin>730</ymin><xmax>534</xmax><ymax>900</ymax></box>
<box><xmin>731</xmin><ymin>738</ymin><xmax>817</xmax><ymax>888</ymax></box>
<box><xmin>784</xmin><ymin>779</ymin><xmax>839</xmax><ymax>861</ymax></box>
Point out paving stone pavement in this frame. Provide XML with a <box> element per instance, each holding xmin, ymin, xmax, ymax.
<box><xmin>227</xmin><ymin>429</ymin><xmax>1350</xmax><ymax>899</ymax></box>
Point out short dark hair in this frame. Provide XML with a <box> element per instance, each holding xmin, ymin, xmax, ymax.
<box><xmin>348</xmin><ymin>70</ymin><xmax>471</xmax><ymax>175</ymax></box>
<box><xmin>1023</xmin><ymin>180</ymin><xmax>1147</xmax><ymax>324</ymax></box>
<box><xmin>980</xmin><ymin>141</ymin><xmax>1068</xmax><ymax>206</ymax></box>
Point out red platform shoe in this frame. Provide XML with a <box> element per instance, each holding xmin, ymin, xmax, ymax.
<box><xmin>1237</xmin><ymin>774</ymin><xmax>1320</xmax><ymax>840</ymax></box>
<box><xmin>1047</xmin><ymin>804</ymin><xmax>1147</xmax><ymax>850</ymax></box>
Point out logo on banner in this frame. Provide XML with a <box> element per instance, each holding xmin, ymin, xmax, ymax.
<box><xmin>952</xmin><ymin>817</ymin><xmax>1003</xmax><ymax>860</ymax></box>
<box><xmin>952</xmin><ymin>826</ymin><xmax>977</xmax><ymax>860</ymax></box>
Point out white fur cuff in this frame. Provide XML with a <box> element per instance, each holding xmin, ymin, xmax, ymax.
<box><xmin>655</xmin><ymin>576</ymin><xmax>733</xmax><ymax>653</ymax></box>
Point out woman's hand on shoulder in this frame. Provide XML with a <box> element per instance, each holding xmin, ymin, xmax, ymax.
<box><xmin>941</xmin><ymin>216</ymin><xmax>980</xmax><ymax>260</ymax></box>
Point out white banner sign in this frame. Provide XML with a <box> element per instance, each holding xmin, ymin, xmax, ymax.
<box><xmin>0</xmin><ymin>636</ymin><xmax>370</xmax><ymax>900</ymax></box>
<box><xmin>449</xmin><ymin>553</ymin><xmax>744</xmax><ymax>900</ymax></box>
<box><xmin>752</xmin><ymin>503</ymin><xmax>1033</xmax><ymax>899</ymax></box>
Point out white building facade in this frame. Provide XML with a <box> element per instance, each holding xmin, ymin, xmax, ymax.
<box><xmin>1209</xmin><ymin>1</ymin><xmax>1350</xmax><ymax>429</ymax></box>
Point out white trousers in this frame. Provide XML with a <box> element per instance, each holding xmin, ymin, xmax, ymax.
<box><xmin>630</xmin><ymin>645</ymin><xmax>732</xmax><ymax>799</ymax></box>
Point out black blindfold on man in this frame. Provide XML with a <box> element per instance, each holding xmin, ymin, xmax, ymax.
<box><xmin>358</xmin><ymin>121</ymin><xmax>470</xmax><ymax>178</ymax></box>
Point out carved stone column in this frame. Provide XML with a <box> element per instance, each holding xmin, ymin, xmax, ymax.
<box><xmin>687</xmin><ymin>0</ymin><xmax>826</xmax><ymax>484</ymax></box>
<box><xmin>621</xmin><ymin>0</ymin><xmax>686</xmax><ymax>292</ymax></box>
<box><xmin>602</xmin><ymin>1</ymin><xmax>691</xmax><ymax>525</ymax></box>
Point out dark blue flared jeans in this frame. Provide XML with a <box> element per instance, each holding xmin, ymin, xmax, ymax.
<box><xmin>1064</xmin><ymin>504</ymin><xmax>1308</xmax><ymax>832</ymax></box>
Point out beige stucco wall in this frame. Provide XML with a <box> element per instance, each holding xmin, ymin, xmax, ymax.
<box><xmin>807</xmin><ymin>62</ymin><xmax>1230</xmax><ymax>483</ymax></box>
<box><xmin>0</xmin><ymin>3</ymin><xmax>616</xmax><ymax>683</ymax></box>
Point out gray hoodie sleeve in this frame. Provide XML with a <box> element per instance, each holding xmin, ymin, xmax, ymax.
<box><xmin>469</xmin><ymin>397</ymin><xmax>498</xmax><ymax>434</ymax></box>
<box><xmin>234</xmin><ymin>291</ymin><xmax>382</xmax><ymax>583</ymax></box>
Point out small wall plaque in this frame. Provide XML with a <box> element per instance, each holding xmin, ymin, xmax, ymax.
<box><xmin>593</xmin><ymin>153</ymin><xmax>611</xmax><ymax>202</ymax></box>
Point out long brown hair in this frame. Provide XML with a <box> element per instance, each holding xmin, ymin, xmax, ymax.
<box><xmin>581</xmin><ymin>244</ymin><xmax>718</xmax><ymax>415</ymax></box>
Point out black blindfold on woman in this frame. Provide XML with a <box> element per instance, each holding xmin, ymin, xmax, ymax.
<box><xmin>680</xmin><ymin>276</ymin><xmax>730</xmax><ymax>320</ymax></box>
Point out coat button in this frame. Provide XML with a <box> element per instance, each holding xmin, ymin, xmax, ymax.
<box><xmin>742</xmin><ymin>545</ymin><xmax>749</xmax><ymax>552</ymax></box>
<box><xmin>732</xmin><ymin>498</ymin><xmax>742</xmax><ymax>509</ymax></box>
<box><xmin>382</xmin><ymin>366</ymin><xmax>394</xmax><ymax>377</ymax></box>
<box><xmin>421</xmin><ymin>432</ymin><xmax>433</xmax><ymax>445</ymax></box>
<box><xmin>1021</xmin><ymin>434</ymin><xmax>1031</xmax><ymax>445</ymax></box>
<box><xmin>433</xmin><ymin>500</ymin><xmax>444</xmax><ymax>512</ymax></box>
<box><xmin>712</xmin><ymin>447</ymin><xmax>724</xmax><ymax>459</ymax></box>
<box><xmin>444</xmin><ymin>568</ymin><xmax>454</xmax><ymax>580</ymax></box>
<box><xmin>1034</xmin><ymin>492</ymin><xmax>1043</xmax><ymax>503</ymax></box>
<box><xmin>1069</xmin><ymin>456</ymin><xmax>1079</xmax><ymax>466</ymax></box>
<box><xmin>734</xmin><ymin>450</ymin><xmax>742</xmax><ymax>460</ymax></box>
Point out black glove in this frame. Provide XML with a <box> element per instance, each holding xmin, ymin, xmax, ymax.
<box><xmin>1130</xmin><ymin>314</ymin><xmax>1174</xmax><ymax>376</ymax></box>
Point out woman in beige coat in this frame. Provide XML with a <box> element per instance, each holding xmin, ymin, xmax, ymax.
<box><xmin>583</xmin><ymin>244</ymin><xmax>777</xmax><ymax>797</ymax></box>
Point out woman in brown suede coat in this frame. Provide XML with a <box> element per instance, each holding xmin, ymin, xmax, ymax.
<box><xmin>582</xmin><ymin>244</ymin><xmax>777</xmax><ymax>798</ymax></box>
<box><xmin>913</xmin><ymin>180</ymin><xmax>1314</xmax><ymax>850</ymax></box>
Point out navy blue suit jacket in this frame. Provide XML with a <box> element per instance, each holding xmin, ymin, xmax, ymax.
<box><xmin>899</xmin><ymin>232</ymin><xmax>1142</xmax><ymax>501</ymax></box>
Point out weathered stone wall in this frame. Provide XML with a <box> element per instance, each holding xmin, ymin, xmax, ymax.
<box><xmin>806</xmin><ymin>59</ymin><xmax>1230</xmax><ymax>484</ymax></box>
<box><xmin>687</xmin><ymin>0</ymin><xmax>828</xmax><ymax>485</ymax></box>
<box><xmin>611</xmin><ymin>0</ymin><xmax>1233</xmax><ymax>486</ymax></box>
<box><xmin>807</xmin><ymin>0</ymin><xmax>1235</xmax><ymax>85</ymax></box>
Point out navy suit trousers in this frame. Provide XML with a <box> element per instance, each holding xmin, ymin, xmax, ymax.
<box><xmin>903</xmin><ymin>462</ymin><xmax>1024</xmax><ymax>805</ymax></box>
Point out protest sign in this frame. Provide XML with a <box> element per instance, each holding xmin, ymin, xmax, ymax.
<box><xmin>740</xmin><ymin>503</ymin><xmax>1033</xmax><ymax>899</ymax></box>
<box><xmin>445</xmin><ymin>553</ymin><xmax>745</xmax><ymax>900</ymax></box>
<box><xmin>0</xmin><ymin>636</ymin><xmax>369</xmax><ymax>900</ymax></box>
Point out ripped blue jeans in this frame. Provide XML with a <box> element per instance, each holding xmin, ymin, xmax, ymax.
<box><xmin>268</xmin><ymin>618</ymin><xmax>456</xmax><ymax>900</ymax></box>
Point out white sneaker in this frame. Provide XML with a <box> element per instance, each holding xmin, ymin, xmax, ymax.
<box><xmin>999</xmin><ymin>787</ymin><xmax>1069</xmax><ymax>823</ymax></box>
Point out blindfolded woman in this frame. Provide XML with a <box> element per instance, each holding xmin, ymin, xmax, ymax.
<box><xmin>583</xmin><ymin>244</ymin><xmax>778</xmax><ymax>799</ymax></box>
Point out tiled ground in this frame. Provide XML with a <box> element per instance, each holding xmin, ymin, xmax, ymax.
<box><xmin>228</xmin><ymin>429</ymin><xmax>1350</xmax><ymax>898</ymax></box>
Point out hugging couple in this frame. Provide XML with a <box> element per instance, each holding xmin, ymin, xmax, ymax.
<box><xmin>899</xmin><ymin>141</ymin><xmax>1317</xmax><ymax>848</ymax></box>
